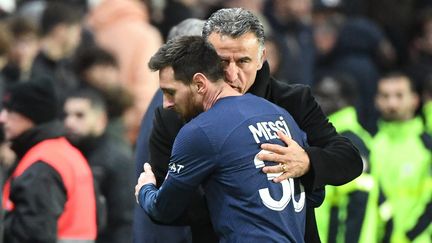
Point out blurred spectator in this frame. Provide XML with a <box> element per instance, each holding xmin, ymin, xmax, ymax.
<box><xmin>2</xmin><ymin>16</ymin><xmax>40</xmax><ymax>86</ymax></box>
<box><xmin>73</xmin><ymin>45</ymin><xmax>133</xmax><ymax>145</ymax></box>
<box><xmin>31</xmin><ymin>1</ymin><xmax>84</xmax><ymax>112</ymax></box>
<box><xmin>264</xmin><ymin>0</ymin><xmax>316</xmax><ymax>85</ymax></box>
<box><xmin>371</xmin><ymin>73</ymin><xmax>432</xmax><ymax>242</ymax></box>
<box><xmin>313</xmin><ymin>73</ymin><xmax>383</xmax><ymax>243</ymax></box>
<box><xmin>64</xmin><ymin>89</ymin><xmax>135</xmax><ymax>243</ymax></box>
<box><xmin>366</xmin><ymin>0</ymin><xmax>415</xmax><ymax>67</ymax></box>
<box><xmin>1</xmin><ymin>77</ymin><xmax>97</xmax><ymax>243</ymax></box>
<box><xmin>405</xmin><ymin>8</ymin><xmax>432</xmax><ymax>92</ymax></box>
<box><xmin>155</xmin><ymin>0</ymin><xmax>197</xmax><ymax>40</ymax></box>
<box><xmin>422</xmin><ymin>74</ymin><xmax>432</xmax><ymax>134</ymax></box>
<box><xmin>86</xmin><ymin>0</ymin><xmax>163</xmax><ymax>144</ymax></box>
<box><xmin>0</xmin><ymin>22</ymin><xmax>11</xmax><ymax>97</ymax></box>
<box><xmin>312</xmin><ymin>1</ymin><xmax>395</xmax><ymax>134</ymax></box>
<box><xmin>264</xmin><ymin>34</ymin><xmax>288</xmax><ymax>83</ymax></box>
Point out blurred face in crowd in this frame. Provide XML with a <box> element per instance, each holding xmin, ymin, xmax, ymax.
<box><xmin>207</xmin><ymin>32</ymin><xmax>265</xmax><ymax>94</ymax></box>
<box><xmin>313</xmin><ymin>77</ymin><xmax>344</xmax><ymax>116</ymax></box>
<box><xmin>0</xmin><ymin>109</ymin><xmax>35</xmax><ymax>141</ymax></box>
<box><xmin>64</xmin><ymin>97</ymin><xmax>106</xmax><ymax>143</ymax></box>
<box><xmin>57</xmin><ymin>23</ymin><xmax>82</xmax><ymax>57</ymax></box>
<box><xmin>375</xmin><ymin>76</ymin><xmax>419</xmax><ymax>121</ymax></box>
<box><xmin>9</xmin><ymin>33</ymin><xmax>40</xmax><ymax>72</ymax></box>
<box><xmin>313</xmin><ymin>22</ymin><xmax>338</xmax><ymax>55</ymax></box>
<box><xmin>159</xmin><ymin>67</ymin><xmax>203</xmax><ymax>121</ymax></box>
<box><xmin>84</xmin><ymin>64</ymin><xmax>121</xmax><ymax>91</ymax></box>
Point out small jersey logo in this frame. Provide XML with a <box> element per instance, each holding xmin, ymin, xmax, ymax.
<box><xmin>168</xmin><ymin>162</ymin><xmax>185</xmax><ymax>173</ymax></box>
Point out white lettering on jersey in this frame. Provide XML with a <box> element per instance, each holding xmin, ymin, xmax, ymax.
<box><xmin>254</xmin><ymin>149</ymin><xmax>305</xmax><ymax>212</ymax></box>
<box><xmin>248</xmin><ymin>116</ymin><xmax>291</xmax><ymax>144</ymax></box>
<box><xmin>168</xmin><ymin>162</ymin><xmax>184</xmax><ymax>173</ymax></box>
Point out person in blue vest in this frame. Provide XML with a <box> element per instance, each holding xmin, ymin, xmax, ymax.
<box><xmin>135</xmin><ymin>36</ymin><xmax>324</xmax><ymax>242</ymax></box>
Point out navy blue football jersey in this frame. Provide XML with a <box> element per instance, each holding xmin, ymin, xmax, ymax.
<box><xmin>139</xmin><ymin>94</ymin><xmax>324</xmax><ymax>243</ymax></box>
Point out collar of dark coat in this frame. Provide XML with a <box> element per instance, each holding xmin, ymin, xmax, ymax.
<box><xmin>68</xmin><ymin>132</ymin><xmax>108</xmax><ymax>158</ymax></box>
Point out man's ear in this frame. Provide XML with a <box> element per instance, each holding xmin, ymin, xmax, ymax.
<box><xmin>258</xmin><ymin>47</ymin><xmax>266</xmax><ymax>70</ymax></box>
<box><xmin>192</xmin><ymin>73</ymin><xmax>206</xmax><ymax>94</ymax></box>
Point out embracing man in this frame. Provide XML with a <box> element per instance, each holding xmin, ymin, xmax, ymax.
<box><xmin>135</xmin><ymin>36</ymin><xmax>324</xmax><ymax>242</ymax></box>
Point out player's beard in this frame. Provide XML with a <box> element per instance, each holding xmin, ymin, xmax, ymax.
<box><xmin>177</xmin><ymin>94</ymin><xmax>204</xmax><ymax>122</ymax></box>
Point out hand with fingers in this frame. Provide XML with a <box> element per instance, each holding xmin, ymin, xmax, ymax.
<box><xmin>258</xmin><ymin>130</ymin><xmax>310</xmax><ymax>183</ymax></box>
<box><xmin>135</xmin><ymin>163</ymin><xmax>156</xmax><ymax>203</ymax></box>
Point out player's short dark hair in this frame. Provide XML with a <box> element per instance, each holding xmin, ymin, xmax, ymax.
<box><xmin>148</xmin><ymin>36</ymin><xmax>224</xmax><ymax>85</ymax></box>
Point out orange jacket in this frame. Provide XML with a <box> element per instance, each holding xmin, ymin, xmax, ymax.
<box><xmin>3</xmin><ymin>137</ymin><xmax>97</xmax><ymax>241</ymax></box>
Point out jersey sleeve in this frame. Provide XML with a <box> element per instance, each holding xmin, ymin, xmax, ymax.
<box><xmin>139</xmin><ymin>124</ymin><xmax>217</xmax><ymax>223</ymax></box>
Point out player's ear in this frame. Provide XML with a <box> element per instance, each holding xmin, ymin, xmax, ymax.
<box><xmin>193</xmin><ymin>73</ymin><xmax>206</xmax><ymax>94</ymax></box>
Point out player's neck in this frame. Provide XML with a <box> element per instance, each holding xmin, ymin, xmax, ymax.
<box><xmin>203</xmin><ymin>82</ymin><xmax>241</xmax><ymax>111</ymax></box>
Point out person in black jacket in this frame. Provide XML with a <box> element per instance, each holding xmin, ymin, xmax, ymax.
<box><xmin>137</xmin><ymin>8</ymin><xmax>363</xmax><ymax>243</ymax></box>
<box><xmin>64</xmin><ymin>89</ymin><xmax>135</xmax><ymax>243</ymax></box>
<box><xmin>1</xmin><ymin>78</ymin><xmax>97</xmax><ymax>243</ymax></box>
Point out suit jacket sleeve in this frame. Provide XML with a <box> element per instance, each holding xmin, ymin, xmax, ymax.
<box><xmin>271</xmin><ymin>82</ymin><xmax>363</xmax><ymax>191</ymax></box>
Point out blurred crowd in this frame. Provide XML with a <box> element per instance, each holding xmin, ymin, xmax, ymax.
<box><xmin>0</xmin><ymin>0</ymin><xmax>430</xmax><ymax>242</ymax></box>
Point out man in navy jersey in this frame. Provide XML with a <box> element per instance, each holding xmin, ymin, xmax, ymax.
<box><xmin>135</xmin><ymin>36</ymin><xmax>323</xmax><ymax>242</ymax></box>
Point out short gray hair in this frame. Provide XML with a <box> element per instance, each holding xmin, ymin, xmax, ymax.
<box><xmin>167</xmin><ymin>18</ymin><xmax>205</xmax><ymax>41</ymax></box>
<box><xmin>202</xmin><ymin>8</ymin><xmax>265</xmax><ymax>48</ymax></box>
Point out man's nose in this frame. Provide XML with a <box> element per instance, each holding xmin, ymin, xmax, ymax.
<box><xmin>387</xmin><ymin>97</ymin><xmax>400</xmax><ymax>108</ymax></box>
<box><xmin>224</xmin><ymin>62</ymin><xmax>239</xmax><ymax>83</ymax></box>
<box><xmin>163</xmin><ymin>96</ymin><xmax>174</xmax><ymax>109</ymax></box>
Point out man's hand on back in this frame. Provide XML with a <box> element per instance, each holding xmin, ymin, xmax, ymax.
<box><xmin>259</xmin><ymin>130</ymin><xmax>310</xmax><ymax>182</ymax></box>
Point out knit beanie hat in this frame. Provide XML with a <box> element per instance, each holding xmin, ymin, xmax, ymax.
<box><xmin>2</xmin><ymin>77</ymin><xmax>58</xmax><ymax>124</ymax></box>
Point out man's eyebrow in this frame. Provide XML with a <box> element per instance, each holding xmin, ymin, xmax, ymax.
<box><xmin>238</xmin><ymin>57</ymin><xmax>252</xmax><ymax>62</ymax></box>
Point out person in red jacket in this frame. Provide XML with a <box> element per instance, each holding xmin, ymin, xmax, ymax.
<box><xmin>1</xmin><ymin>77</ymin><xmax>97</xmax><ymax>243</ymax></box>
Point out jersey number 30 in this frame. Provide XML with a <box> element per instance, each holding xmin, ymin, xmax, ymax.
<box><xmin>254</xmin><ymin>150</ymin><xmax>305</xmax><ymax>212</ymax></box>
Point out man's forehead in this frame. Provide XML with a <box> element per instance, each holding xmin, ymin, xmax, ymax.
<box><xmin>65</xmin><ymin>98</ymin><xmax>94</xmax><ymax>113</ymax></box>
<box><xmin>159</xmin><ymin>67</ymin><xmax>188</xmax><ymax>89</ymax></box>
